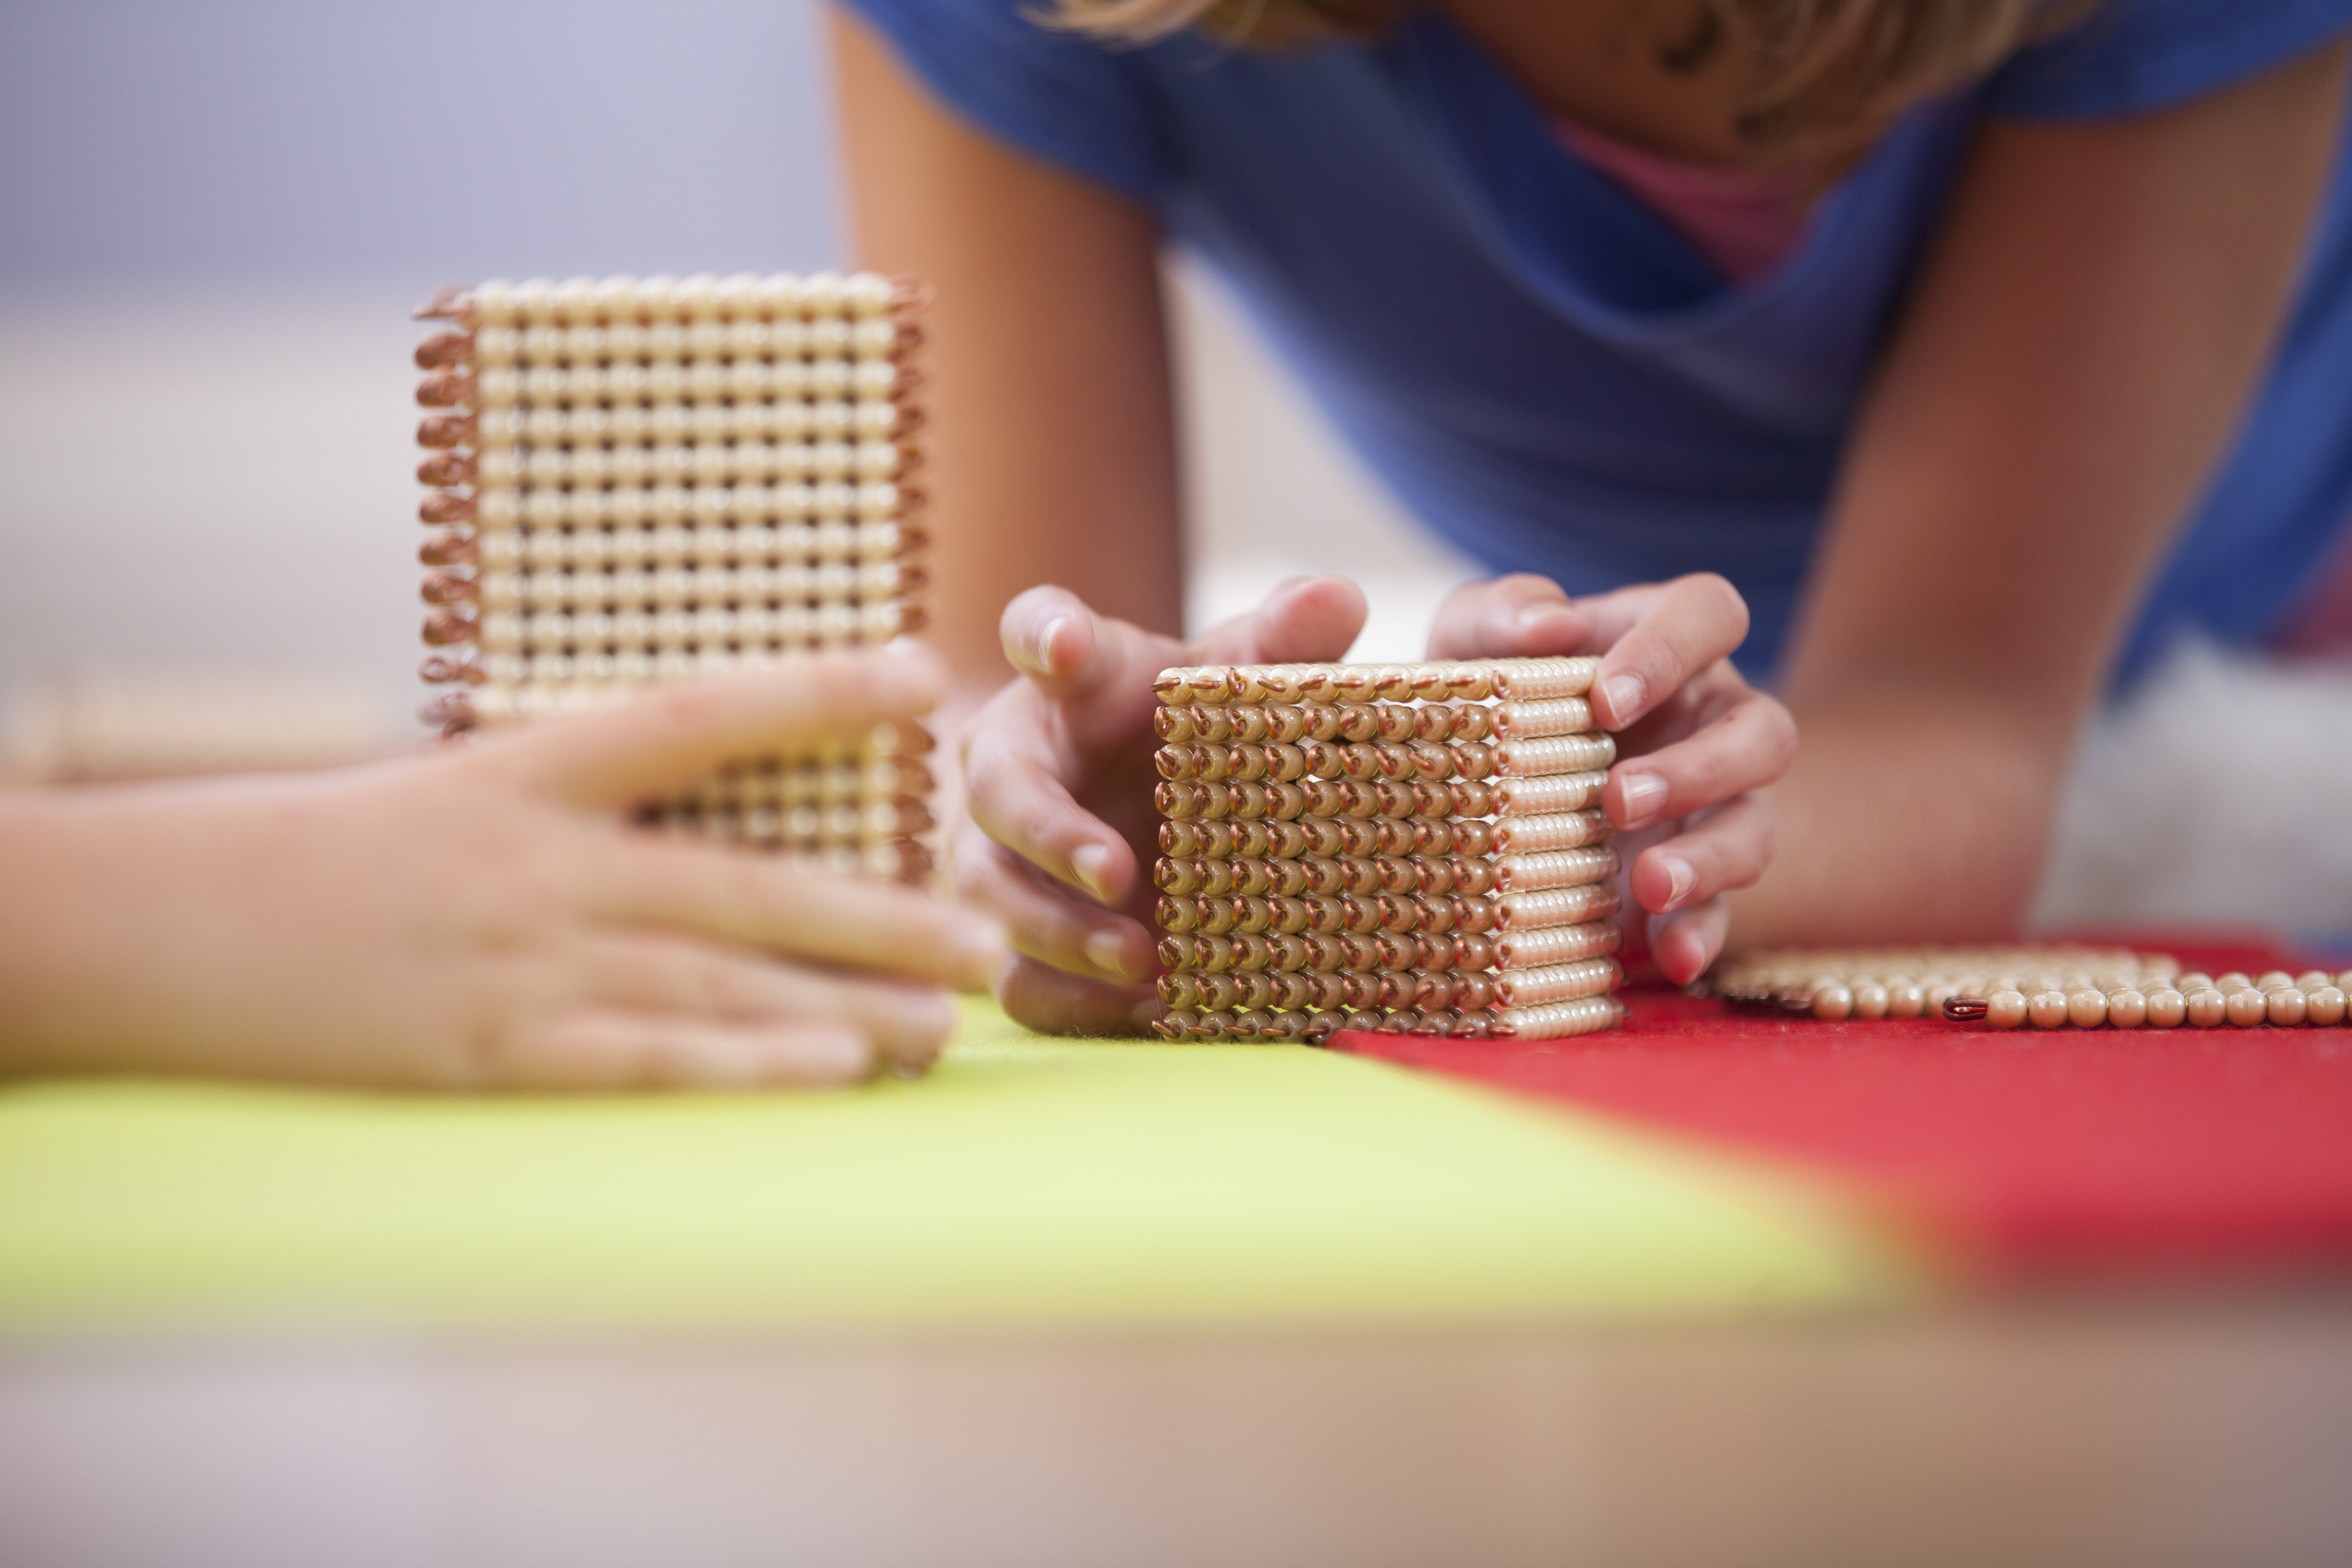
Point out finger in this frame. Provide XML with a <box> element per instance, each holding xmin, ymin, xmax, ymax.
<box><xmin>953</xmin><ymin>833</ymin><xmax>1156</xmax><ymax>983</ymax></box>
<box><xmin>1425</xmin><ymin>574</ymin><xmax>1595</xmax><ymax>660</ymax></box>
<box><xmin>1606</xmin><ymin>688</ymin><xmax>1798</xmax><ymax>831</ymax></box>
<box><xmin>996</xmin><ymin>955</ymin><xmax>1162</xmax><ymax>1038</ymax></box>
<box><xmin>999</xmin><ymin>587</ymin><xmax>1184</xmax><ymax>740</ymax></box>
<box><xmin>1549</xmin><ymin>581</ymin><xmax>1667</xmax><ymax>654</ymax></box>
<box><xmin>1647</xmin><ymin>896</ymin><xmax>1730</xmax><ymax>988</ymax></box>
<box><xmin>1629</xmin><ymin>794</ymin><xmax>1775</xmax><ymax>916</ymax></box>
<box><xmin>1589</xmin><ymin>574</ymin><xmax>1751</xmax><ymax>731</ymax></box>
<box><xmin>487</xmin><ymin>647</ymin><xmax>944</xmax><ymax>805</ymax></box>
<box><xmin>962</xmin><ymin>722</ymin><xmax>1141</xmax><ymax>906</ymax></box>
<box><xmin>600</xmin><ymin>842</ymin><xmax>1008</xmax><ymax>991</ymax></box>
<box><xmin>578</xmin><ymin>931</ymin><xmax>958</xmax><ymax>1070</ymax></box>
<box><xmin>1188</xmin><ymin>574</ymin><xmax>1369</xmax><ymax>668</ymax></box>
<box><xmin>486</xmin><ymin>1008</ymin><xmax>878</xmax><ymax>1091</ymax></box>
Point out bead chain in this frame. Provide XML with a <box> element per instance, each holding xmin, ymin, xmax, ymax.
<box><xmin>412</xmin><ymin>271</ymin><xmax>933</xmax><ymax>882</ymax></box>
<box><xmin>1701</xmin><ymin>947</ymin><xmax>2352</xmax><ymax>1029</ymax></box>
<box><xmin>1151</xmin><ymin>660</ymin><xmax>1626</xmax><ymax>1044</ymax></box>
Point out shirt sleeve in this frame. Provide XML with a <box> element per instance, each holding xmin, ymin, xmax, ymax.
<box><xmin>1986</xmin><ymin>0</ymin><xmax>2352</xmax><ymax>119</ymax></box>
<box><xmin>837</xmin><ymin>0</ymin><xmax>1173</xmax><ymax>201</ymax></box>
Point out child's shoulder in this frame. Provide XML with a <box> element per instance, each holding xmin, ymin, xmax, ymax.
<box><xmin>1985</xmin><ymin>0</ymin><xmax>2352</xmax><ymax>122</ymax></box>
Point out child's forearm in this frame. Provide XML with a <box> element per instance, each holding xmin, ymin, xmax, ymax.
<box><xmin>1727</xmin><ymin>691</ymin><xmax>2065</xmax><ymax>952</ymax></box>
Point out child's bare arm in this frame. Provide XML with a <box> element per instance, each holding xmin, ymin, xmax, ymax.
<box><xmin>1752</xmin><ymin>39</ymin><xmax>2350</xmax><ymax>948</ymax></box>
<box><xmin>830</xmin><ymin>3</ymin><xmax>1184</xmax><ymax>701</ymax></box>
<box><xmin>0</xmin><ymin>650</ymin><xmax>1007</xmax><ymax>1091</ymax></box>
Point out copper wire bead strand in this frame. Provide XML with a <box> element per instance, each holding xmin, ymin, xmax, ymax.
<box><xmin>1493</xmin><ymin>995</ymin><xmax>1626</xmax><ymax>1041</ymax></box>
<box><xmin>415</xmin><ymin>452</ymin><xmax>478</xmax><ymax>488</ymax></box>
<box><xmin>415</xmin><ymin>413</ymin><xmax>478</xmax><ymax>449</ymax></box>
<box><xmin>419</xmin><ymin>691</ymin><xmax>476</xmax><ymax>728</ymax></box>
<box><xmin>1491</xmin><ymin>733</ymin><xmax>1618</xmax><ymax>779</ymax></box>
<box><xmin>1492</xmin><ymin>846</ymin><xmax>1616</xmax><ymax>894</ymax></box>
<box><xmin>1485</xmin><ymin>697</ymin><xmax>1596</xmax><ymax>740</ymax></box>
<box><xmin>1485</xmin><ymin>658</ymin><xmax>1602</xmax><ymax>701</ymax></box>
<box><xmin>1492</xmin><ymin>872</ymin><xmax>1620</xmax><ymax>936</ymax></box>
<box><xmin>1490</xmin><ymin>805</ymin><xmax>1612</xmax><ymax>854</ymax></box>
<box><xmin>421</xmin><ymin>609</ymin><xmax>478</xmax><ymax>646</ymax></box>
<box><xmin>1496</xmin><ymin>921</ymin><xmax>1627</xmax><ymax>968</ymax></box>
<box><xmin>418</xmin><ymin>655</ymin><xmax>486</xmax><ymax>686</ymax></box>
<box><xmin>415</xmin><ymin>371</ymin><xmax>477</xmax><ymax>409</ymax></box>
<box><xmin>1491</xmin><ymin>958</ymin><xmax>1623</xmax><ymax>1009</ymax></box>
<box><xmin>413</xmin><ymin>330</ymin><xmax>474</xmax><ymax>369</ymax></box>
<box><xmin>1491</xmin><ymin>772</ymin><xmax>1611</xmax><ymax>817</ymax></box>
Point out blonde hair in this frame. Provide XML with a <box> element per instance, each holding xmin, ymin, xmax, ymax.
<box><xmin>1048</xmin><ymin>0</ymin><xmax>2096</xmax><ymax>150</ymax></box>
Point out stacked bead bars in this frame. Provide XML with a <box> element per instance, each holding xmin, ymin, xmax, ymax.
<box><xmin>409</xmin><ymin>272</ymin><xmax>934</xmax><ymax>882</ymax></box>
<box><xmin>1149</xmin><ymin>658</ymin><xmax>1627</xmax><ymax>1043</ymax></box>
<box><xmin>1705</xmin><ymin>947</ymin><xmax>2352</xmax><ymax>1029</ymax></box>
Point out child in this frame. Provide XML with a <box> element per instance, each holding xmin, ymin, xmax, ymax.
<box><xmin>828</xmin><ymin>0</ymin><xmax>2352</xmax><ymax>1032</ymax></box>
<box><xmin>0</xmin><ymin>650</ymin><xmax>1008</xmax><ymax>1089</ymax></box>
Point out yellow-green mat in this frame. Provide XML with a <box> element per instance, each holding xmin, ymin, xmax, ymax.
<box><xmin>0</xmin><ymin>1000</ymin><xmax>1923</xmax><ymax>1329</ymax></box>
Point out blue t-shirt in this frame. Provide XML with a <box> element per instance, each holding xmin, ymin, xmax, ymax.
<box><xmin>846</xmin><ymin>0</ymin><xmax>2352</xmax><ymax>681</ymax></box>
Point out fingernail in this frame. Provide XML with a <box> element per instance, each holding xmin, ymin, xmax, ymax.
<box><xmin>1659</xmin><ymin>855</ymin><xmax>1696</xmax><ymax>912</ymax></box>
<box><xmin>1032</xmin><ymin>614</ymin><xmax>1073</xmax><ymax>673</ymax></box>
<box><xmin>907</xmin><ymin>990</ymin><xmax>958</xmax><ymax>1043</ymax></box>
<box><xmin>1602</xmin><ymin>673</ymin><xmax>1645</xmax><ymax>726</ymax></box>
<box><xmin>1070</xmin><ymin>842</ymin><xmax>1115</xmax><ymax>904</ymax></box>
<box><xmin>1619</xmin><ymin>771</ymin><xmax>1668</xmax><ymax>828</ymax></box>
<box><xmin>1084</xmin><ymin>928</ymin><xmax>1135</xmax><ymax>981</ymax></box>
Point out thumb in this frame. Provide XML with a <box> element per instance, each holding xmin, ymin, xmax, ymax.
<box><xmin>1189</xmin><ymin>575</ymin><xmax>1367</xmax><ymax>668</ymax></box>
<box><xmin>485</xmin><ymin>647</ymin><xmax>943</xmax><ymax>805</ymax></box>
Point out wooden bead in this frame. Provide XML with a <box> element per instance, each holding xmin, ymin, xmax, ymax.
<box><xmin>1493</xmin><ymin>995</ymin><xmax>1625</xmax><ymax>1041</ymax></box>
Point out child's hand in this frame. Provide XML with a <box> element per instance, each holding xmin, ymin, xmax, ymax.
<box><xmin>955</xmin><ymin>577</ymin><xmax>1367</xmax><ymax>1034</ymax></box>
<box><xmin>0</xmin><ymin>649</ymin><xmax>1008</xmax><ymax>1091</ymax></box>
<box><xmin>1429</xmin><ymin>573</ymin><xmax>1794</xmax><ymax>983</ymax></box>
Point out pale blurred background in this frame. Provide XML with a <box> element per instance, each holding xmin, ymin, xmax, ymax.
<box><xmin>3</xmin><ymin>0</ymin><xmax>2347</xmax><ymax>945</ymax></box>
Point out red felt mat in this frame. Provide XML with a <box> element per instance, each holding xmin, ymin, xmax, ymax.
<box><xmin>1338</xmin><ymin>939</ymin><xmax>2352</xmax><ymax>1282</ymax></box>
